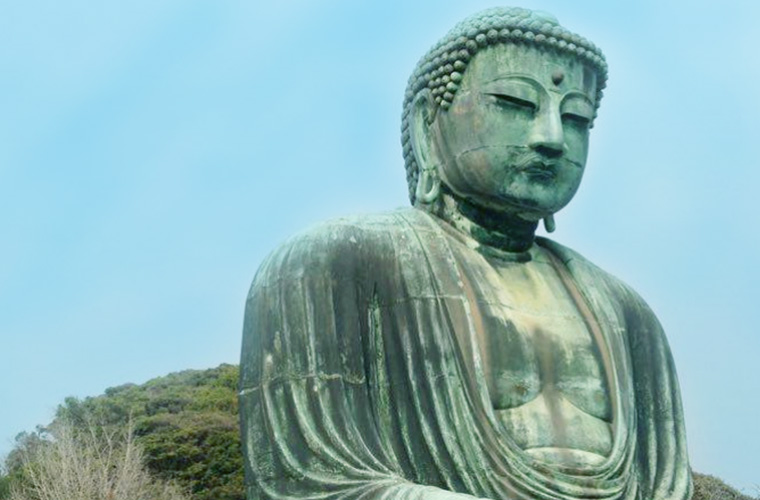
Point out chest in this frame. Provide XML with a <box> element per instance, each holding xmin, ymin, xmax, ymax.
<box><xmin>471</xmin><ymin>256</ymin><xmax>612</xmax><ymax>421</ymax></box>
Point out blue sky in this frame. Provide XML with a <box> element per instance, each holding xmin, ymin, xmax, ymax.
<box><xmin>1</xmin><ymin>0</ymin><xmax>758</xmax><ymax>493</ymax></box>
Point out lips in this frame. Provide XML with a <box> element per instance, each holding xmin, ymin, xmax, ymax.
<box><xmin>522</xmin><ymin>161</ymin><xmax>558</xmax><ymax>180</ymax></box>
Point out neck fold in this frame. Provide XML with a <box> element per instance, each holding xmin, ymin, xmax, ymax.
<box><xmin>433</xmin><ymin>188</ymin><xmax>539</xmax><ymax>256</ymax></box>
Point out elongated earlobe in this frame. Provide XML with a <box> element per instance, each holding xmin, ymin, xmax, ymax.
<box><xmin>409</xmin><ymin>89</ymin><xmax>441</xmax><ymax>205</ymax></box>
<box><xmin>416</xmin><ymin>166</ymin><xmax>441</xmax><ymax>204</ymax></box>
<box><xmin>543</xmin><ymin>214</ymin><xmax>556</xmax><ymax>233</ymax></box>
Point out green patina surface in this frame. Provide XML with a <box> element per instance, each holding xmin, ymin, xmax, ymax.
<box><xmin>240</xmin><ymin>7</ymin><xmax>692</xmax><ymax>500</ymax></box>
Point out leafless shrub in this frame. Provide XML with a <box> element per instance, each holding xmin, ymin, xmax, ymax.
<box><xmin>9</xmin><ymin>418</ymin><xmax>187</xmax><ymax>500</ymax></box>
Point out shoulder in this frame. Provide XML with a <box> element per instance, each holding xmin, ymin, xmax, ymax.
<box><xmin>536</xmin><ymin>237</ymin><xmax>655</xmax><ymax>317</ymax></box>
<box><xmin>249</xmin><ymin>208</ymin><xmax>430</xmax><ymax>294</ymax></box>
<box><xmin>536</xmin><ymin>237</ymin><xmax>623</xmax><ymax>285</ymax></box>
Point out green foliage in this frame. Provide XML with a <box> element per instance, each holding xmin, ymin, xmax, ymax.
<box><xmin>27</xmin><ymin>364</ymin><xmax>243</xmax><ymax>500</ymax></box>
<box><xmin>137</xmin><ymin>412</ymin><xmax>243</xmax><ymax>500</ymax></box>
<box><xmin>5</xmin><ymin>429</ymin><xmax>47</xmax><ymax>474</ymax></box>
<box><xmin>0</xmin><ymin>474</ymin><xmax>11</xmax><ymax>500</ymax></box>
<box><xmin>1</xmin><ymin>428</ymin><xmax>52</xmax><ymax>498</ymax></box>
<box><xmin>693</xmin><ymin>472</ymin><xmax>758</xmax><ymax>500</ymax></box>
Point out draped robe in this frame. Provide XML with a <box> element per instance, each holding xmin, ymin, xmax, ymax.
<box><xmin>239</xmin><ymin>208</ymin><xmax>692</xmax><ymax>500</ymax></box>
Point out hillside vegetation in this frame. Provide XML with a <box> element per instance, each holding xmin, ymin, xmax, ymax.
<box><xmin>3</xmin><ymin>364</ymin><xmax>242</xmax><ymax>500</ymax></box>
<box><xmin>0</xmin><ymin>364</ymin><xmax>753</xmax><ymax>500</ymax></box>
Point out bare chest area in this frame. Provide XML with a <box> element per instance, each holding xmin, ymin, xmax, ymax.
<box><xmin>470</xmin><ymin>249</ymin><xmax>614</xmax><ymax>465</ymax></box>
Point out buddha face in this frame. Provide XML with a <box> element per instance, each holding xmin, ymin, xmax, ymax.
<box><xmin>430</xmin><ymin>43</ymin><xmax>598</xmax><ymax>220</ymax></box>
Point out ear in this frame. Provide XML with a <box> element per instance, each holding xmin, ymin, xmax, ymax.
<box><xmin>409</xmin><ymin>89</ymin><xmax>436</xmax><ymax>173</ymax></box>
<box><xmin>409</xmin><ymin>89</ymin><xmax>441</xmax><ymax>204</ymax></box>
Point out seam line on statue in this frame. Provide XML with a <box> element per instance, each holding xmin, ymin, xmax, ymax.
<box><xmin>375</xmin><ymin>295</ymin><xmax>466</xmax><ymax>307</ymax></box>
<box><xmin>240</xmin><ymin>373</ymin><xmax>366</xmax><ymax>394</ymax></box>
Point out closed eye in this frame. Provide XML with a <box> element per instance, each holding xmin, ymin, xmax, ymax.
<box><xmin>487</xmin><ymin>93</ymin><xmax>537</xmax><ymax>112</ymax></box>
<box><xmin>562</xmin><ymin>112</ymin><xmax>591</xmax><ymax>127</ymax></box>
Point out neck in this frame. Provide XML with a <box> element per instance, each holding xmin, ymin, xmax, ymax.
<box><xmin>432</xmin><ymin>187</ymin><xmax>539</xmax><ymax>254</ymax></box>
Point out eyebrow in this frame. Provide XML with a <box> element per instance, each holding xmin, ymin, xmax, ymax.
<box><xmin>466</xmin><ymin>73</ymin><xmax>596</xmax><ymax>101</ymax></box>
<box><xmin>476</xmin><ymin>74</ymin><xmax>539</xmax><ymax>86</ymax></box>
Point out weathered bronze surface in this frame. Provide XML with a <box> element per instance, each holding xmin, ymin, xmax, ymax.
<box><xmin>240</xmin><ymin>7</ymin><xmax>692</xmax><ymax>500</ymax></box>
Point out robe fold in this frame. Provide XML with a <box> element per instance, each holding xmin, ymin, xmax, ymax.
<box><xmin>240</xmin><ymin>208</ymin><xmax>692</xmax><ymax>500</ymax></box>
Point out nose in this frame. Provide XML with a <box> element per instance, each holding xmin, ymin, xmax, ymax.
<box><xmin>528</xmin><ymin>105</ymin><xmax>565</xmax><ymax>158</ymax></box>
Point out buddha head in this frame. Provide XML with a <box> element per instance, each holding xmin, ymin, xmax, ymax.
<box><xmin>402</xmin><ymin>7</ymin><xmax>608</xmax><ymax>224</ymax></box>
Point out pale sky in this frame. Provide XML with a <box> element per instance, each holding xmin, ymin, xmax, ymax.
<box><xmin>1</xmin><ymin>0</ymin><xmax>758</xmax><ymax>493</ymax></box>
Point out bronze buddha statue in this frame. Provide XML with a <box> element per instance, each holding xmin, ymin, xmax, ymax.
<box><xmin>240</xmin><ymin>8</ymin><xmax>692</xmax><ymax>500</ymax></box>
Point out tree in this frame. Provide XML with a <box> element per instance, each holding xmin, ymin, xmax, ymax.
<box><xmin>50</xmin><ymin>364</ymin><xmax>243</xmax><ymax>500</ymax></box>
<box><xmin>0</xmin><ymin>470</ymin><xmax>11</xmax><ymax>499</ymax></box>
<box><xmin>8</xmin><ymin>418</ymin><xmax>186</xmax><ymax>500</ymax></box>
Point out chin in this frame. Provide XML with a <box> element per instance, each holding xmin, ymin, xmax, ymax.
<box><xmin>468</xmin><ymin>196</ymin><xmax>549</xmax><ymax>222</ymax></box>
<box><xmin>491</xmin><ymin>191</ymin><xmax>572</xmax><ymax>220</ymax></box>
